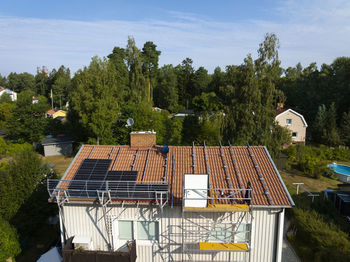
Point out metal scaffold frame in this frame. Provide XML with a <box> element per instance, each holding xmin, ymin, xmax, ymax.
<box><xmin>181</xmin><ymin>142</ymin><xmax>254</xmax><ymax>261</ymax></box>
<box><xmin>181</xmin><ymin>196</ymin><xmax>253</xmax><ymax>261</ymax></box>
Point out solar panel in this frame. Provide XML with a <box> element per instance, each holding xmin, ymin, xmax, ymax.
<box><xmin>68</xmin><ymin>158</ymin><xmax>168</xmax><ymax>201</ymax></box>
<box><xmin>105</xmin><ymin>171</ymin><xmax>138</xmax><ymax>181</ymax></box>
<box><xmin>73</xmin><ymin>159</ymin><xmax>112</xmax><ymax>181</ymax></box>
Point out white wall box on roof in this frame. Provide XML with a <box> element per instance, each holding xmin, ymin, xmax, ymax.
<box><xmin>184</xmin><ymin>174</ymin><xmax>208</xmax><ymax>208</ymax></box>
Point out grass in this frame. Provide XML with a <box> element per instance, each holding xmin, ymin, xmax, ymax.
<box><xmin>41</xmin><ymin>155</ymin><xmax>74</xmax><ymax>177</ymax></box>
<box><xmin>280</xmin><ymin>169</ymin><xmax>340</xmax><ymax>195</ymax></box>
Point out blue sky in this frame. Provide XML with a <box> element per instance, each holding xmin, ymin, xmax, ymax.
<box><xmin>0</xmin><ymin>0</ymin><xmax>349</xmax><ymax>75</ymax></box>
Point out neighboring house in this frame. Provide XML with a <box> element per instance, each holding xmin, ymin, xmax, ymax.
<box><xmin>0</xmin><ymin>86</ymin><xmax>17</xmax><ymax>101</ymax></box>
<box><xmin>48</xmin><ymin>132</ymin><xmax>294</xmax><ymax>262</ymax></box>
<box><xmin>41</xmin><ymin>137</ymin><xmax>74</xmax><ymax>156</ymax></box>
<box><xmin>152</xmin><ymin>107</ymin><xmax>162</xmax><ymax>112</ymax></box>
<box><xmin>173</xmin><ymin>109</ymin><xmax>195</xmax><ymax>118</ymax></box>
<box><xmin>32</xmin><ymin>96</ymin><xmax>39</xmax><ymax>104</ymax></box>
<box><xmin>275</xmin><ymin>105</ymin><xmax>308</xmax><ymax>144</ymax></box>
<box><xmin>46</xmin><ymin>109</ymin><xmax>67</xmax><ymax>119</ymax></box>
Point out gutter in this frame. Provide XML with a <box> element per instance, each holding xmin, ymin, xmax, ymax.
<box><xmin>264</xmin><ymin>146</ymin><xmax>295</xmax><ymax>207</ymax></box>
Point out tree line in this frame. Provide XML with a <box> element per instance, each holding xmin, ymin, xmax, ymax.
<box><xmin>1</xmin><ymin>34</ymin><xmax>349</xmax><ymax>155</ymax></box>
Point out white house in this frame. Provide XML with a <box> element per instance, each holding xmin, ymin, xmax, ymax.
<box><xmin>48</xmin><ymin>132</ymin><xmax>294</xmax><ymax>262</ymax></box>
<box><xmin>0</xmin><ymin>86</ymin><xmax>17</xmax><ymax>101</ymax></box>
<box><xmin>275</xmin><ymin>105</ymin><xmax>308</xmax><ymax>144</ymax></box>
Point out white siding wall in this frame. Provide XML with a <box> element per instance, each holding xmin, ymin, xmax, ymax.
<box><xmin>62</xmin><ymin>204</ymin><xmax>280</xmax><ymax>262</ymax></box>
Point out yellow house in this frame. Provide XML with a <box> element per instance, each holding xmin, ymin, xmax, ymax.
<box><xmin>46</xmin><ymin>109</ymin><xmax>67</xmax><ymax>119</ymax></box>
<box><xmin>275</xmin><ymin>108</ymin><xmax>308</xmax><ymax>144</ymax></box>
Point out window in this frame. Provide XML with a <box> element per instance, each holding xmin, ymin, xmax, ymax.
<box><xmin>118</xmin><ymin>221</ymin><xmax>133</xmax><ymax>240</ymax></box>
<box><xmin>209</xmin><ymin>223</ymin><xmax>250</xmax><ymax>243</ymax></box>
<box><xmin>137</xmin><ymin>221</ymin><xmax>159</xmax><ymax>241</ymax></box>
<box><xmin>235</xmin><ymin>224</ymin><xmax>250</xmax><ymax>243</ymax></box>
<box><xmin>209</xmin><ymin>224</ymin><xmax>233</xmax><ymax>243</ymax></box>
<box><xmin>286</xmin><ymin>119</ymin><xmax>292</xmax><ymax>125</ymax></box>
<box><xmin>117</xmin><ymin>220</ymin><xmax>159</xmax><ymax>242</ymax></box>
<box><xmin>292</xmin><ymin>132</ymin><xmax>298</xmax><ymax>138</ymax></box>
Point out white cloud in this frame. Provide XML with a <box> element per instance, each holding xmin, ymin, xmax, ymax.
<box><xmin>0</xmin><ymin>0</ymin><xmax>349</xmax><ymax>75</ymax></box>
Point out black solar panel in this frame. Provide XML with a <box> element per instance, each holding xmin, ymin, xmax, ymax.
<box><xmin>105</xmin><ymin>171</ymin><xmax>138</xmax><ymax>181</ymax></box>
<box><xmin>73</xmin><ymin>159</ymin><xmax>112</xmax><ymax>181</ymax></box>
<box><xmin>68</xmin><ymin>158</ymin><xmax>168</xmax><ymax>200</ymax></box>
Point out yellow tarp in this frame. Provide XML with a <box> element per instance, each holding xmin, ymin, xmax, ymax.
<box><xmin>199</xmin><ymin>242</ymin><xmax>248</xmax><ymax>251</ymax></box>
<box><xmin>184</xmin><ymin>204</ymin><xmax>249</xmax><ymax>212</ymax></box>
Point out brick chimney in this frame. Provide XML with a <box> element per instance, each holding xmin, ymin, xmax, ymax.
<box><xmin>276</xmin><ymin>103</ymin><xmax>284</xmax><ymax>110</ymax></box>
<box><xmin>130</xmin><ymin>131</ymin><xmax>156</xmax><ymax>147</ymax></box>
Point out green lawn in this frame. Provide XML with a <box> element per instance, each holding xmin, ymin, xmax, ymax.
<box><xmin>280</xmin><ymin>169</ymin><xmax>340</xmax><ymax>195</ymax></box>
<box><xmin>42</xmin><ymin>155</ymin><xmax>74</xmax><ymax>177</ymax></box>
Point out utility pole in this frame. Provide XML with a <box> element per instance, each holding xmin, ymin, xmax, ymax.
<box><xmin>50</xmin><ymin>89</ymin><xmax>54</xmax><ymax>109</ymax></box>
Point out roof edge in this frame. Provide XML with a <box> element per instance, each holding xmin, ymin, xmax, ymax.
<box><xmin>61</xmin><ymin>144</ymin><xmax>85</xmax><ymax>181</ymax></box>
<box><xmin>263</xmin><ymin>146</ymin><xmax>295</xmax><ymax>207</ymax></box>
<box><xmin>276</xmin><ymin>109</ymin><xmax>308</xmax><ymax>127</ymax></box>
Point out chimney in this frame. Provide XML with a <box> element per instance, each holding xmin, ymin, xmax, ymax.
<box><xmin>277</xmin><ymin>103</ymin><xmax>284</xmax><ymax>110</ymax></box>
<box><xmin>130</xmin><ymin>131</ymin><xmax>156</xmax><ymax>147</ymax></box>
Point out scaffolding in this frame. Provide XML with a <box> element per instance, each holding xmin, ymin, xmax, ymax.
<box><xmin>181</xmin><ymin>142</ymin><xmax>254</xmax><ymax>261</ymax></box>
<box><xmin>181</xmin><ymin>187</ymin><xmax>253</xmax><ymax>260</ymax></box>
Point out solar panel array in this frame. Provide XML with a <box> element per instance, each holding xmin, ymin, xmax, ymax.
<box><xmin>68</xmin><ymin>158</ymin><xmax>168</xmax><ymax>200</ymax></box>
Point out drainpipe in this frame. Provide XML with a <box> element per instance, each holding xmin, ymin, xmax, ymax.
<box><xmin>59</xmin><ymin>208</ymin><xmax>65</xmax><ymax>248</ymax></box>
<box><xmin>275</xmin><ymin>209</ymin><xmax>285</xmax><ymax>262</ymax></box>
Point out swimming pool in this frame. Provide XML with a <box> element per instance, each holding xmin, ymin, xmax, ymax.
<box><xmin>328</xmin><ymin>164</ymin><xmax>350</xmax><ymax>183</ymax></box>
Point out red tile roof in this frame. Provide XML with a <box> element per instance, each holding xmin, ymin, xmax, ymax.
<box><xmin>62</xmin><ymin>145</ymin><xmax>293</xmax><ymax>207</ymax></box>
<box><xmin>46</xmin><ymin>109</ymin><xmax>56</xmax><ymax>115</ymax></box>
<box><xmin>275</xmin><ymin>108</ymin><xmax>288</xmax><ymax>116</ymax></box>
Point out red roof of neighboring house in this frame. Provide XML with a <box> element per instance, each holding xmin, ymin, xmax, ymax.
<box><xmin>275</xmin><ymin>108</ymin><xmax>287</xmax><ymax>116</ymax></box>
<box><xmin>46</xmin><ymin>109</ymin><xmax>56</xmax><ymax>115</ymax></box>
<box><xmin>61</xmin><ymin>145</ymin><xmax>293</xmax><ymax>207</ymax></box>
<box><xmin>0</xmin><ymin>86</ymin><xmax>4</xmax><ymax>92</ymax></box>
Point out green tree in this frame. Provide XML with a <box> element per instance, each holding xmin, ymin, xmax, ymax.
<box><xmin>70</xmin><ymin>57</ymin><xmax>119</xmax><ymax>144</ymax></box>
<box><xmin>0</xmin><ymin>148</ymin><xmax>44</xmax><ymax>221</ymax></box>
<box><xmin>0</xmin><ymin>93</ymin><xmax>12</xmax><ymax>104</ymax></box>
<box><xmin>167</xmin><ymin>118</ymin><xmax>183</xmax><ymax>145</ymax></box>
<box><xmin>154</xmin><ymin>65</ymin><xmax>178</xmax><ymax>112</ymax></box>
<box><xmin>322</xmin><ymin>103</ymin><xmax>340</xmax><ymax>146</ymax></box>
<box><xmin>340</xmin><ymin>111</ymin><xmax>350</xmax><ymax>145</ymax></box>
<box><xmin>224</xmin><ymin>33</ymin><xmax>285</xmax><ymax>155</ymax></box>
<box><xmin>142</xmin><ymin>41</ymin><xmax>161</xmax><ymax>103</ymax></box>
<box><xmin>0</xmin><ymin>217</ymin><xmax>21</xmax><ymax>261</ymax></box>
<box><xmin>190</xmin><ymin>66</ymin><xmax>210</xmax><ymax>99</ymax></box>
<box><xmin>0</xmin><ymin>74</ymin><xmax>6</xmax><ymax>87</ymax></box>
<box><xmin>176</xmin><ymin>58</ymin><xmax>194</xmax><ymax>108</ymax></box>
<box><xmin>51</xmin><ymin>65</ymin><xmax>71</xmax><ymax>108</ymax></box>
<box><xmin>192</xmin><ymin>92</ymin><xmax>220</xmax><ymax>112</ymax></box>
<box><xmin>7</xmin><ymin>72</ymin><xmax>35</xmax><ymax>93</ymax></box>
<box><xmin>126</xmin><ymin>37</ymin><xmax>147</xmax><ymax>103</ymax></box>
<box><xmin>313</xmin><ymin>104</ymin><xmax>327</xmax><ymax>143</ymax></box>
<box><xmin>34</xmin><ymin>69</ymin><xmax>49</xmax><ymax>96</ymax></box>
<box><xmin>107</xmin><ymin>46</ymin><xmax>129</xmax><ymax>103</ymax></box>
<box><xmin>0</xmin><ymin>102</ymin><xmax>15</xmax><ymax>130</ymax></box>
<box><xmin>6</xmin><ymin>90</ymin><xmax>49</xmax><ymax>143</ymax></box>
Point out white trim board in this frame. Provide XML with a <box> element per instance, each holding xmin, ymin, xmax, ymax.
<box><xmin>276</xmin><ymin>109</ymin><xmax>308</xmax><ymax>127</ymax></box>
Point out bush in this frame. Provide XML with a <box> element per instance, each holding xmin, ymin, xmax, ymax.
<box><xmin>291</xmin><ymin>207</ymin><xmax>350</xmax><ymax>261</ymax></box>
<box><xmin>283</xmin><ymin>145</ymin><xmax>350</xmax><ymax>178</ymax></box>
<box><xmin>0</xmin><ymin>217</ymin><xmax>21</xmax><ymax>261</ymax></box>
<box><xmin>289</xmin><ymin>195</ymin><xmax>350</xmax><ymax>262</ymax></box>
